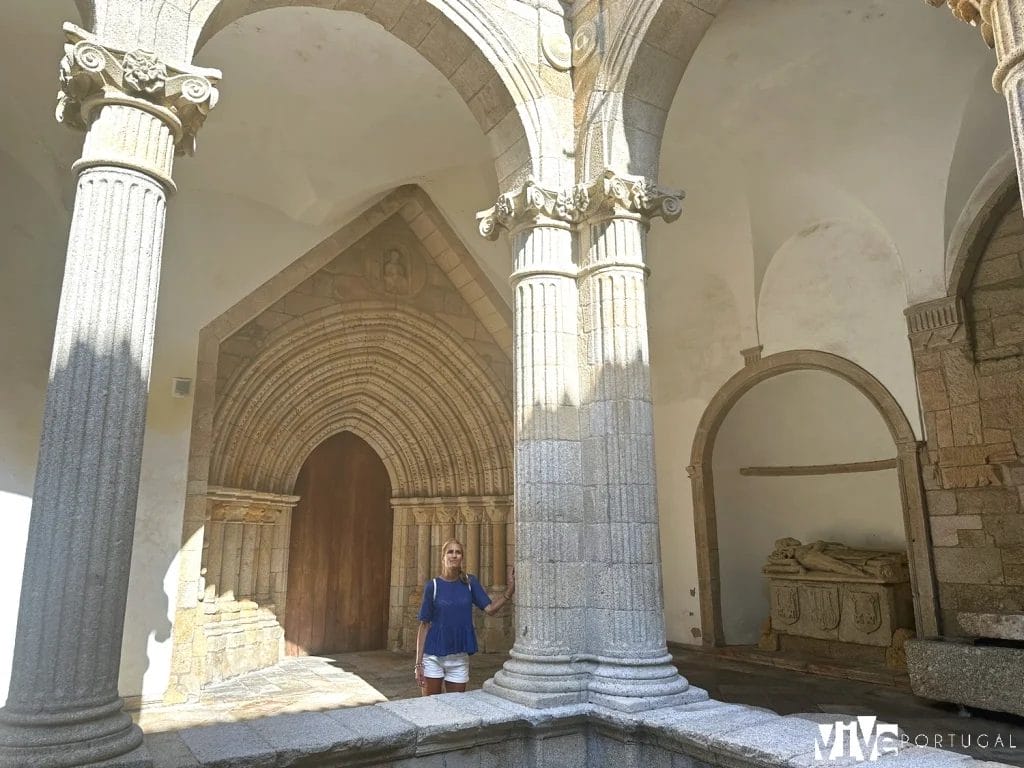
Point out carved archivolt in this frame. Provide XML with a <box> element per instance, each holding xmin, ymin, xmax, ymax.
<box><xmin>210</xmin><ymin>303</ymin><xmax>513</xmax><ymax>498</ymax></box>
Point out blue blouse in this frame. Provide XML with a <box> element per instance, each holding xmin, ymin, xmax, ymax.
<box><xmin>417</xmin><ymin>575</ymin><xmax>492</xmax><ymax>656</ymax></box>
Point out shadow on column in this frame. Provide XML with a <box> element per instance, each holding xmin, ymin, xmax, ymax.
<box><xmin>487</xmin><ymin>356</ymin><xmax>701</xmax><ymax>713</ymax></box>
<box><xmin>0</xmin><ymin>339</ymin><xmax>159</xmax><ymax>768</ymax></box>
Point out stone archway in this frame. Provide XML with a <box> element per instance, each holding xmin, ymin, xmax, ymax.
<box><xmin>577</xmin><ymin>0</ymin><xmax>728</xmax><ymax>180</ymax></box>
<box><xmin>164</xmin><ymin>188</ymin><xmax>515</xmax><ymax>700</ymax></box>
<box><xmin>946</xmin><ymin>158</ymin><xmax>1018</xmax><ymax>299</ymax></box>
<box><xmin>187</xmin><ymin>0</ymin><xmax>570</xmax><ymax>189</ymax></box>
<box><xmin>688</xmin><ymin>349</ymin><xmax>939</xmax><ymax>647</ymax></box>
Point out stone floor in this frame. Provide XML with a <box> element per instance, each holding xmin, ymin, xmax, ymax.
<box><xmin>132</xmin><ymin>647</ymin><xmax>1024</xmax><ymax>765</ymax></box>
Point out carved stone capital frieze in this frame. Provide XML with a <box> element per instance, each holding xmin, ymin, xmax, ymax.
<box><xmin>926</xmin><ymin>0</ymin><xmax>995</xmax><ymax>48</ymax></box>
<box><xmin>477</xmin><ymin>179</ymin><xmax>576</xmax><ymax>240</ymax></box>
<box><xmin>57</xmin><ymin>22</ymin><xmax>221</xmax><ymax>156</ymax></box>
<box><xmin>477</xmin><ymin>171</ymin><xmax>684</xmax><ymax>239</ymax></box>
<box><xmin>905</xmin><ymin>296</ymin><xmax>969</xmax><ymax>350</ymax></box>
<box><xmin>573</xmin><ymin>170</ymin><xmax>684</xmax><ymax>226</ymax></box>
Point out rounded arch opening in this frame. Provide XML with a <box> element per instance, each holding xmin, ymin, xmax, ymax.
<box><xmin>579</xmin><ymin>0</ymin><xmax>724</xmax><ymax>180</ymax></box>
<box><xmin>190</xmin><ymin>0</ymin><xmax>567</xmax><ymax>188</ymax></box>
<box><xmin>688</xmin><ymin>350</ymin><xmax>938</xmax><ymax>647</ymax></box>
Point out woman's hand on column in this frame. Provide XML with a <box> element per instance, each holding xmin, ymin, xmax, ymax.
<box><xmin>506</xmin><ymin>566</ymin><xmax>516</xmax><ymax>599</ymax></box>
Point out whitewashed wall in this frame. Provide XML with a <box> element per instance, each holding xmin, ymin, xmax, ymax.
<box><xmin>712</xmin><ymin>370</ymin><xmax>905</xmax><ymax>644</ymax></box>
<box><xmin>649</xmin><ymin>0</ymin><xmax>1009</xmax><ymax>646</ymax></box>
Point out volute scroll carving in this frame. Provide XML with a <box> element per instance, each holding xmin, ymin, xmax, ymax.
<box><xmin>57</xmin><ymin>22</ymin><xmax>221</xmax><ymax>155</ymax></box>
<box><xmin>477</xmin><ymin>179</ymin><xmax>576</xmax><ymax>240</ymax></box>
<box><xmin>476</xmin><ymin>171</ymin><xmax>685</xmax><ymax>239</ymax></box>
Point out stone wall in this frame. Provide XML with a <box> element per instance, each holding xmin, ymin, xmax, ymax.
<box><xmin>909</xmin><ymin>200</ymin><xmax>1024</xmax><ymax>638</ymax></box>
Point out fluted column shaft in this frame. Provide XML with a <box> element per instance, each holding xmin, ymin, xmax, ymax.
<box><xmin>478</xmin><ymin>184</ymin><xmax>589</xmax><ymax>706</ymax></box>
<box><xmin>0</xmin><ymin>25</ymin><xmax>218</xmax><ymax>768</ymax></box>
<box><xmin>578</xmin><ymin>212</ymin><xmax>695</xmax><ymax>709</ymax></box>
<box><xmin>550</xmin><ymin>170</ymin><xmax>706</xmax><ymax>712</ymax></box>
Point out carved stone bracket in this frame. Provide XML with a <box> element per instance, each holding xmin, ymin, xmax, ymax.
<box><xmin>904</xmin><ymin>296</ymin><xmax>968</xmax><ymax>350</ymax></box>
<box><xmin>477</xmin><ymin>171</ymin><xmax>684</xmax><ymax>239</ymax></box>
<box><xmin>57</xmin><ymin>22</ymin><xmax>221</xmax><ymax>155</ymax></box>
<box><xmin>926</xmin><ymin>0</ymin><xmax>995</xmax><ymax>48</ymax></box>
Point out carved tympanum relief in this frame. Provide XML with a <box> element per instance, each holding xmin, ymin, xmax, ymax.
<box><xmin>364</xmin><ymin>246</ymin><xmax>425</xmax><ymax>297</ymax></box>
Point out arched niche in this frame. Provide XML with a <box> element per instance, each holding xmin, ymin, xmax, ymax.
<box><xmin>688</xmin><ymin>350</ymin><xmax>939</xmax><ymax>646</ymax></box>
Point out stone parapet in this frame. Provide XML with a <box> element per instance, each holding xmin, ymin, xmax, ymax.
<box><xmin>135</xmin><ymin>690</ymin><xmax>993</xmax><ymax>767</ymax></box>
<box><xmin>907</xmin><ymin>638</ymin><xmax>1024</xmax><ymax>717</ymax></box>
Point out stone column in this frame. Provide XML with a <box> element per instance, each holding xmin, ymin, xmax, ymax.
<box><xmin>488</xmin><ymin>504</ymin><xmax>508</xmax><ymax>589</ymax></box>
<box><xmin>928</xmin><ymin>1</ymin><xmax>1024</xmax><ymax>207</ymax></box>
<box><xmin>575</xmin><ymin>171</ymin><xmax>704</xmax><ymax>711</ymax></box>
<box><xmin>414</xmin><ymin>509</ymin><xmax>432</xmax><ymax>588</ymax></box>
<box><xmin>477</xmin><ymin>181</ymin><xmax>589</xmax><ymax>706</ymax></box>
<box><xmin>463</xmin><ymin>504</ymin><xmax>482</xmax><ymax>579</ymax></box>
<box><xmin>0</xmin><ymin>24</ymin><xmax>218</xmax><ymax>768</ymax></box>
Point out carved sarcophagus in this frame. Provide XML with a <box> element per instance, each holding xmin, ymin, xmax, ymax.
<box><xmin>762</xmin><ymin>538</ymin><xmax>915</xmax><ymax>648</ymax></box>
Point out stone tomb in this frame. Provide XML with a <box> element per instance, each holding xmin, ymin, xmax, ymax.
<box><xmin>760</xmin><ymin>538</ymin><xmax>915</xmax><ymax>668</ymax></box>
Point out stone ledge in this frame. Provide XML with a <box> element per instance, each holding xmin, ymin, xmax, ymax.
<box><xmin>126</xmin><ymin>689</ymin><xmax>1000</xmax><ymax>768</ymax></box>
<box><xmin>907</xmin><ymin>638</ymin><xmax>1024</xmax><ymax>717</ymax></box>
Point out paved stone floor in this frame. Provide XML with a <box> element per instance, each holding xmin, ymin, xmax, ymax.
<box><xmin>133</xmin><ymin>647</ymin><xmax>1024</xmax><ymax>765</ymax></box>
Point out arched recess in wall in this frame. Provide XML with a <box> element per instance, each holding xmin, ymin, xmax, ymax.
<box><xmin>188</xmin><ymin>0</ymin><xmax>569</xmax><ymax>189</ymax></box>
<box><xmin>688</xmin><ymin>350</ymin><xmax>939</xmax><ymax>646</ymax></box>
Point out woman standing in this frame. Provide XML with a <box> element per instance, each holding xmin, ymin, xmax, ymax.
<box><xmin>415</xmin><ymin>538</ymin><xmax>515</xmax><ymax>694</ymax></box>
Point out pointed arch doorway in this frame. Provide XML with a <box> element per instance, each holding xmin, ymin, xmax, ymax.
<box><xmin>284</xmin><ymin>431</ymin><xmax>393</xmax><ymax>655</ymax></box>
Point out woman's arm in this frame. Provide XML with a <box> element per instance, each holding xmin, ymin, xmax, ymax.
<box><xmin>415</xmin><ymin>621</ymin><xmax>430</xmax><ymax>687</ymax></box>
<box><xmin>483</xmin><ymin>567</ymin><xmax>516</xmax><ymax>616</ymax></box>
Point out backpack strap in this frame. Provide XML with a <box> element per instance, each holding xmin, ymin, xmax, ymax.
<box><xmin>432</xmin><ymin>578</ymin><xmax>437</xmax><ymax>602</ymax></box>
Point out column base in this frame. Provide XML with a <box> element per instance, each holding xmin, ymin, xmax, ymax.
<box><xmin>0</xmin><ymin>698</ymin><xmax>147</xmax><ymax>768</ymax></box>
<box><xmin>586</xmin><ymin>655</ymin><xmax>708</xmax><ymax>713</ymax></box>
<box><xmin>484</xmin><ymin>652</ymin><xmax>590</xmax><ymax>708</ymax></box>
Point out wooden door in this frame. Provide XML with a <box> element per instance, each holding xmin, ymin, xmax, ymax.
<box><xmin>284</xmin><ymin>431</ymin><xmax>393</xmax><ymax>655</ymax></box>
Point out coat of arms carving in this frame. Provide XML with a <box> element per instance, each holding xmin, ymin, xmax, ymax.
<box><xmin>773</xmin><ymin>585</ymin><xmax>800</xmax><ymax>625</ymax></box>
<box><xmin>850</xmin><ymin>590</ymin><xmax>882</xmax><ymax>634</ymax></box>
<box><xmin>806</xmin><ymin>585</ymin><xmax>840</xmax><ymax>631</ymax></box>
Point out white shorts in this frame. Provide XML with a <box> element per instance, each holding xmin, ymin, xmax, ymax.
<box><xmin>422</xmin><ymin>653</ymin><xmax>470</xmax><ymax>683</ymax></box>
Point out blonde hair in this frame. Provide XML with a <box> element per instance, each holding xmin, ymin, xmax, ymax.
<box><xmin>440</xmin><ymin>538</ymin><xmax>469</xmax><ymax>584</ymax></box>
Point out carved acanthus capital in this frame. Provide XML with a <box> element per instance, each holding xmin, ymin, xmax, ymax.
<box><xmin>57</xmin><ymin>22</ymin><xmax>221</xmax><ymax>155</ymax></box>
<box><xmin>477</xmin><ymin>172</ymin><xmax>684</xmax><ymax>239</ymax></box>
<box><xmin>926</xmin><ymin>0</ymin><xmax>995</xmax><ymax>48</ymax></box>
<box><xmin>573</xmin><ymin>170</ymin><xmax>685</xmax><ymax>225</ymax></box>
<box><xmin>477</xmin><ymin>179</ymin><xmax>575</xmax><ymax>239</ymax></box>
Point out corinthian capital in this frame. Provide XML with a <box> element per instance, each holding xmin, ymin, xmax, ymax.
<box><xmin>926</xmin><ymin>0</ymin><xmax>994</xmax><ymax>48</ymax></box>
<box><xmin>476</xmin><ymin>171</ymin><xmax>684</xmax><ymax>239</ymax></box>
<box><xmin>572</xmin><ymin>170</ymin><xmax>684</xmax><ymax>225</ymax></box>
<box><xmin>57</xmin><ymin>23</ymin><xmax>221</xmax><ymax>155</ymax></box>
<box><xmin>476</xmin><ymin>179</ymin><xmax>576</xmax><ymax>239</ymax></box>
